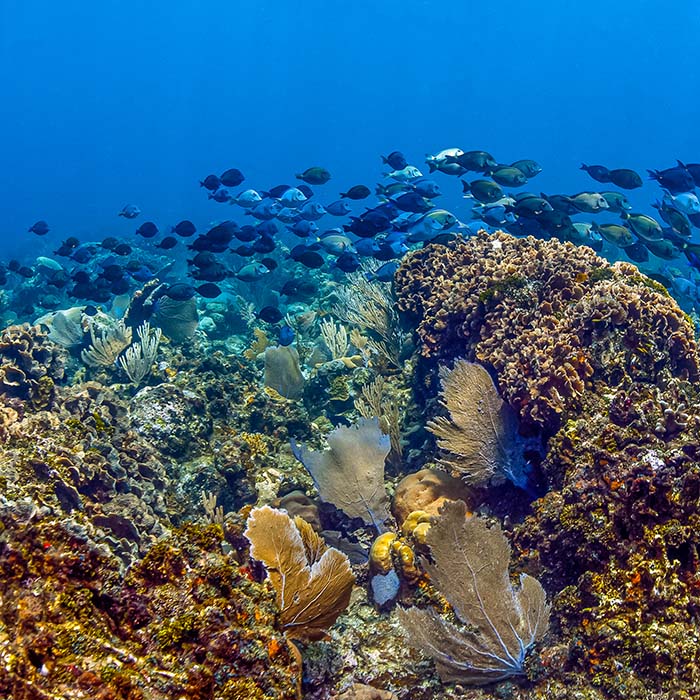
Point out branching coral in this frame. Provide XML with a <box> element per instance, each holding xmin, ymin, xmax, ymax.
<box><xmin>81</xmin><ymin>318</ymin><xmax>132</xmax><ymax>367</ymax></box>
<box><xmin>118</xmin><ymin>321</ymin><xmax>161</xmax><ymax>384</ymax></box>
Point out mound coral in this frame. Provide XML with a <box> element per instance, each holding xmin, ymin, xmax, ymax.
<box><xmin>396</xmin><ymin>230</ymin><xmax>698</xmax><ymax>433</ymax></box>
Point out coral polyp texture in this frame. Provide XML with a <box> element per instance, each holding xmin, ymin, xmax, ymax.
<box><xmin>395</xmin><ymin>230</ymin><xmax>700</xmax><ymax>698</ymax></box>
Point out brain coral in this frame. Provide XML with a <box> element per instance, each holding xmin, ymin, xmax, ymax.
<box><xmin>396</xmin><ymin>230</ymin><xmax>698</xmax><ymax>433</ymax></box>
<box><xmin>396</xmin><ymin>231</ymin><xmax>700</xmax><ymax>699</ymax></box>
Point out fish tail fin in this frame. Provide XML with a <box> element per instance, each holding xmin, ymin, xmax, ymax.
<box><xmin>461</xmin><ymin>180</ymin><xmax>470</xmax><ymax>194</ymax></box>
<box><xmin>580</xmin><ymin>163</ymin><xmax>588</xmax><ymax>170</ymax></box>
<box><xmin>380</xmin><ymin>155</ymin><xmax>388</xmax><ymax>164</ymax></box>
<box><xmin>647</xmin><ymin>169</ymin><xmax>659</xmax><ymax>180</ymax></box>
<box><xmin>427</xmin><ymin>162</ymin><xmax>437</xmax><ymax>173</ymax></box>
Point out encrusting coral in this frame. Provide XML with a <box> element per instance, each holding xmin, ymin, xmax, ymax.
<box><xmin>0</xmin><ymin>507</ymin><xmax>299</xmax><ymax>699</ymax></box>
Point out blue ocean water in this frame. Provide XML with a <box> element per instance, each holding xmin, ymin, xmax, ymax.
<box><xmin>2</xmin><ymin>0</ymin><xmax>699</xmax><ymax>261</ymax></box>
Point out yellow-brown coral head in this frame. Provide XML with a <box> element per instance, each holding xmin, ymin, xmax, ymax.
<box><xmin>401</xmin><ymin>510</ymin><xmax>432</xmax><ymax>545</ymax></box>
<box><xmin>369</xmin><ymin>532</ymin><xmax>398</xmax><ymax>575</ymax></box>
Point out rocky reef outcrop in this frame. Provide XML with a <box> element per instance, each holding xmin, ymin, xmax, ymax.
<box><xmin>395</xmin><ymin>230</ymin><xmax>700</xmax><ymax>698</ymax></box>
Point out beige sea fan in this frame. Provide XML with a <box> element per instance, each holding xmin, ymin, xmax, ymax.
<box><xmin>427</xmin><ymin>359</ymin><xmax>524</xmax><ymax>487</ymax></box>
<box><xmin>245</xmin><ymin>505</ymin><xmax>354</xmax><ymax>642</ymax></box>
<box><xmin>397</xmin><ymin>499</ymin><xmax>550</xmax><ymax>684</ymax></box>
<box><xmin>291</xmin><ymin>417</ymin><xmax>391</xmax><ymax>529</ymax></box>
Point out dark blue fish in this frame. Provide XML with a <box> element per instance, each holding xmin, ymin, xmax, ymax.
<box><xmin>340</xmin><ymin>185</ymin><xmax>371</xmax><ymax>200</ymax></box>
<box><xmin>172</xmin><ymin>220</ymin><xmax>197</xmax><ymax>237</ymax></box>
<box><xmin>111</xmin><ymin>278</ymin><xmax>131</xmax><ymax>295</ymax></box>
<box><xmin>165</xmin><ymin>283</ymin><xmax>197</xmax><ymax>300</ymax></box>
<box><xmin>684</xmin><ymin>163</ymin><xmax>700</xmax><ymax>188</ymax></box>
<box><xmin>288</xmin><ymin>220</ymin><xmax>318</xmax><ymax>238</ymax></box>
<box><xmin>297</xmin><ymin>184</ymin><xmax>314</xmax><ymax>199</ymax></box>
<box><xmin>156</xmin><ymin>236</ymin><xmax>178</xmax><ymax>249</ymax></box>
<box><xmin>136</xmin><ymin>221</ymin><xmax>159</xmax><ymax>238</ymax></box>
<box><xmin>206</xmin><ymin>220</ymin><xmax>238</xmax><ymax>244</ymax></box>
<box><xmin>246</xmin><ymin>202</ymin><xmax>281</xmax><ymax>221</ymax></box>
<box><xmin>196</xmin><ymin>283</ymin><xmax>222</xmax><ymax>298</ymax></box>
<box><xmin>366</xmin><ymin>261</ymin><xmax>399</xmax><ymax>282</ymax></box>
<box><xmin>263</xmin><ymin>184</ymin><xmax>291</xmax><ymax>198</ymax></box>
<box><xmin>354</xmin><ymin>239</ymin><xmax>381</xmax><ymax>256</ymax></box>
<box><xmin>256</xmin><ymin>221</ymin><xmax>279</xmax><ymax>237</ymax></box>
<box><xmin>325</xmin><ymin>200</ymin><xmax>352</xmax><ymax>216</ymax></box>
<box><xmin>200</xmin><ymin>174</ymin><xmax>221</xmax><ymax>191</ymax></box>
<box><xmin>391</xmin><ymin>192</ymin><xmax>433</xmax><ymax>214</ymax></box>
<box><xmin>411</xmin><ymin>179</ymin><xmax>441</xmax><ymax>198</ymax></box>
<box><xmin>258</xmin><ymin>306</ymin><xmax>284</xmax><ymax>323</ymax></box>
<box><xmin>367</xmin><ymin>201</ymin><xmax>399</xmax><ymax>220</ymax></box>
<box><xmin>232</xmin><ymin>244</ymin><xmax>256</xmax><ymax>257</ymax></box>
<box><xmin>28</xmin><ymin>220</ymin><xmax>50</xmax><ymax>235</ymax></box>
<box><xmin>279</xmin><ymin>325</ymin><xmax>295</xmax><ymax>346</ymax></box>
<box><xmin>101</xmin><ymin>237</ymin><xmax>119</xmax><ymax>250</ymax></box>
<box><xmin>580</xmin><ymin>163</ymin><xmax>611</xmax><ymax>183</ymax></box>
<box><xmin>334</xmin><ymin>251</ymin><xmax>362</xmax><ymax>272</ymax></box>
<box><xmin>128</xmin><ymin>265</ymin><xmax>158</xmax><ymax>282</ymax></box>
<box><xmin>234</xmin><ymin>225</ymin><xmax>258</xmax><ymax>242</ymax></box>
<box><xmin>220</xmin><ymin>168</ymin><xmax>245</xmax><ymax>187</ymax></box>
<box><xmin>189</xmin><ymin>251</ymin><xmax>218</xmax><ymax>268</ymax></box>
<box><xmin>191</xmin><ymin>262</ymin><xmax>228</xmax><ymax>282</ymax></box>
<box><xmin>252</xmin><ymin>235</ymin><xmax>276</xmax><ymax>254</ymax></box>
<box><xmin>208</xmin><ymin>188</ymin><xmax>231</xmax><ymax>203</ymax></box>
<box><xmin>648</xmin><ymin>162</ymin><xmax>695</xmax><ymax>195</ymax></box>
<box><xmin>260</xmin><ymin>257</ymin><xmax>278</xmax><ymax>270</ymax></box>
<box><xmin>71</xmin><ymin>247</ymin><xmax>94</xmax><ymax>264</ymax></box>
<box><xmin>290</xmin><ymin>247</ymin><xmax>324</xmax><ymax>269</ymax></box>
<box><xmin>344</xmin><ymin>217</ymin><xmax>380</xmax><ymax>238</ymax></box>
<box><xmin>381</xmin><ymin>151</ymin><xmax>407</xmax><ymax>170</ymax></box>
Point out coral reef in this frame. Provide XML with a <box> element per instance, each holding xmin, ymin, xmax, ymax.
<box><xmin>0</xmin><ymin>506</ymin><xmax>299</xmax><ymax>699</ymax></box>
<box><xmin>396</xmin><ymin>230</ymin><xmax>697</xmax><ymax>433</ymax></box>
<box><xmin>395</xmin><ymin>230</ymin><xmax>700</xmax><ymax>698</ymax></box>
